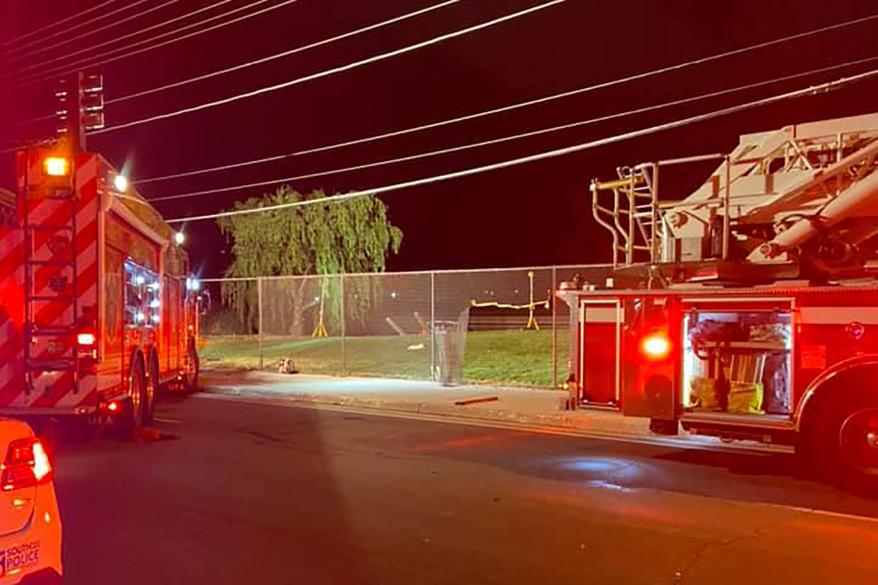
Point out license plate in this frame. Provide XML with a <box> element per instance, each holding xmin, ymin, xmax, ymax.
<box><xmin>0</xmin><ymin>541</ymin><xmax>40</xmax><ymax>577</ymax></box>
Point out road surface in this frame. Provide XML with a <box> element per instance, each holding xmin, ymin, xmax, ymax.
<box><xmin>53</xmin><ymin>393</ymin><xmax>878</xmax><ymax>584</ymax></box>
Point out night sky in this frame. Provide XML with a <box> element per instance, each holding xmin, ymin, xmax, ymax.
<box><xmin>2</xmin><ymin>0</ymin><xmax>877</xmax><ymax>278</ymax></box>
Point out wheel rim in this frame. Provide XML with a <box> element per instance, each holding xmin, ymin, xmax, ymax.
<box><xmin>838</xmin><ymin>407</ymin><xmax>878</xmax><ymax>476</ymax></box>
<box><xmin>130</xmin><ymin>371</ymin><xmax>143</xmax><ymax>424</ymax></box>
<box><xmin>147</xmin><ymin>364</ymin><xmax>157</xmax><ymax>411</ymax></box>
<box><xmin>145</xmin><ymin>377</ymin><xmax>154</xmax><ymax>415</ymax></box>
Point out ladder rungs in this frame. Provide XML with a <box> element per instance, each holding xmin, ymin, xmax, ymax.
<box><xmin>26</xmin><ymin>361</ymin><xmax>76</xmax><ymax>372</ymax></box>
<box><xmin>29</xmin><ymin>295</ymin><xmax>76</xmax><ymax>302</ymax></box>
<box><xmin>25</xmin><ymin>224</ymin><xmax>74</xmax><ymax>232</ymax></box>
<box><xmin>27</xmin><ymin>259</ymin><xmax>75</xmax><ymax>267</ymax></box>
<box><xmin>39</xmin><ymin>195</ymin><xmax>76</xmax><ymax>201</ymax></box>
<box><xmin>28</xmin><ymin>327</ymin><xmax>75</xmax><ymax>336</ymax></box>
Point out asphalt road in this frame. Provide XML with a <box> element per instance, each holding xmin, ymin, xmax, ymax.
<box><xmin>52</xmin><ymin>393</ymin><xmax>878</xmax><ymax>585</ymax></box>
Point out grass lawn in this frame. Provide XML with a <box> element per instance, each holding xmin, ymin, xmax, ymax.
<box><xmin>200</xmin><ymin>329</ymin><xmax>568</xmax><ymax>388</ymax></box>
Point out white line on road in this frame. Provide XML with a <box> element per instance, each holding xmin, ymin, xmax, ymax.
<box><xmin>154</xmin><ymin>417</ymin><xmax>183</xmax><ymax>425</ymax></box>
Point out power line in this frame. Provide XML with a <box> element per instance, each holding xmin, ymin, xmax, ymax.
<box><xmin>165</xmin><ymin>68</ymin><xmax>878</xmax><ymax>224</ymax></box>
<box><xmin>91</xmin><ymin>0</ymin><xmax>568</xmax><ymax>135</ymax></box>
<box><xmin>0</xmin><ymin>114</ymin><xmax>55</xmax><ymax>133</ymax></box>
<box><xmin>1</xmin><ymin>0</ymin><xmax>123</xmax><ymax>50</ymax></box>
<box><xmin>146</xmin><ymin>56</ymin><xmax>878</xmax><ymax>203</ymax></box>
<box><xmin>6</xmin><ymin>0</ymin><xmax>180</xmax><ymax>68</ymax></box>
<box><xmin>132</xmin><ymin>11</ymin><xmax>878</xmax><ymax>186</ymax></box>
<box><xmin>109</xmin><ymin>0</ymin><xmax>461</xmax><ymax>105</ymax></box>
<box><xmin>5</xmin><ymin>0</ymin><xmax>294</xmax><ymax>92</ymax></box>
<box><xmin>10</xmin><ymin>0</ymin><xmax>233</xmax><ymax>79</ymax></box>
<box><xmin>6</xmin><ymin>1</ymin><xmax>450</xmax><ymax>136</ymax></box>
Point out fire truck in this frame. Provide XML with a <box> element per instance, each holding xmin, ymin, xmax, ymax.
<box><xmin>560</xmin><ymin>112</ymin><xmax>878</xmax><ymax>487</ymax></box>
<box><xmin>0</xmin><ymin>138</ymin><xmax>201</xmax><ymax>432</ymax></box>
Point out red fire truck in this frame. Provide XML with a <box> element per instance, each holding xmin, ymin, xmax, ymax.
<box><xmin>562</xmin><ymin>112</ymin><xmax>878</xmax><ymax>487</ymax></box>
<box><xmin>0</xmin><ymin>139</ymin><xmax>200</xmax><ymax>431</ymax></box>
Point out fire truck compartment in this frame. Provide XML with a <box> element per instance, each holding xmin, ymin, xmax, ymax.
<box><xmin>682</xmin><ymin>305</ymin><xmax>793</xmax><ymax>417</ymax></box>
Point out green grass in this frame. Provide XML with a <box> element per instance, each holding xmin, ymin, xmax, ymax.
<box><xmin>201</xmin><ymin>329</ymin><xmax>569</xmax><ymax>388</ymax></box>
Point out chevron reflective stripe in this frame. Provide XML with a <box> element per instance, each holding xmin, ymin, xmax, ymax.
<box><xmin>0</xmin><ymin>202</ymin><xmax>24</xmax><ymax>407</ymax></box>
<box><xmin>0</xmin><ymin>318</ymin><xmax>24</xmax><ymax>406</ymax></box>
<box><xmin>0</xmin><ymin>154</ymin><xmax>102</xmax><ymax>410</ymax></box>
<box><xmin>31</xmin><ymin>155</ymin><xmax>100</xmax><ymax>409</ymax></box>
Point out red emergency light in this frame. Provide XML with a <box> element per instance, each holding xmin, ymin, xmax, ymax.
<box><xmin>641</xmin><ymin>331</ymin><xmax>672</xmax><ymax>361</ymax></box>
<box><xmin>76</xmin><ymin>332</ymin><xmax>96</xmax><ymax>347</ymax></box>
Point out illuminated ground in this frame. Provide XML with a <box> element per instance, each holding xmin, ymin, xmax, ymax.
<box><xmin>52</xmin><ymin>392</ymin><xmax>878</xmax><ymax>585</ymax></box>
<box><xmin>200</xmin><ymin>329</ymin><xmax>568</xmax><ymax>387</ymax></box>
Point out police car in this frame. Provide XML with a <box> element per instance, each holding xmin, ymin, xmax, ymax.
<box><xmin>0</xmin><ymin>420</ymin><xmax>61</xmax><ymax>584</ymax></box>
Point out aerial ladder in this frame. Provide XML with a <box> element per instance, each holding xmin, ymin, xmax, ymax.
<box><xmin>590</xmin><ymin>112</ymin><xmax>878</xmax><ymax>285</ymax></box>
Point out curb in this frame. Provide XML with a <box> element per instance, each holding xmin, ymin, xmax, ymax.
<box><xmin>206</xmin><ymin>386</ymin><xmax>652</xmax><ymax>439</ymax></box>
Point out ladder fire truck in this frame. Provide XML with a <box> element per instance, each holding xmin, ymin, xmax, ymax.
<box><xmin>0</xmin><ymin>137</ymin><xmax>201</xmax><ymax>432</ymax></box>
<box><xmin>561</xmin><ymin>111</ymin><xmax>878</xmax><ymax>487</ymax></box>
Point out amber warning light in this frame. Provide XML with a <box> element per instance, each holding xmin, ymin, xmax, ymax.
<box><xmin>44</xmin><ymin>157</ymin><xmax>70</xmax><ymax>177</ymax></box>
<box><xmin>641</xmin><ymin>332</ymin><xmax>672</xmax><ymax>361</ymax></box>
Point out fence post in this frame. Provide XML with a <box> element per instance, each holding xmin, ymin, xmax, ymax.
<box><xmin>430</xmin><ymin>271</ymin><xmax>436</xmax><ymax>381</ymax></box>
<box><xmin>340</xmin><ymin>273</ymin><xmax>346</xmax><ymax>375</ymax></box>
<box><xmin>551</xmin><ymin>265</ymin><xmax>557</xmax><ymax>389</ymax></box>
<box><xmin>257</xmin><ymin>277</ymin><xmax>264</xmax><ymax>370</ymax></box>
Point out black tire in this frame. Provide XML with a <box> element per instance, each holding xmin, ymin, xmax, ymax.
<box><xmin>184</xmin><ymin>339</ymin><xmax>200</xmax><ymax>392</ymax></box>
<box><xmin>143</xmin><ymin>352</ymin><xmax>159</xmax><ymax>425</ymax></box>
<box><xmin>812</xmin><ymin>389</ymin><xmax>878</xmax><ymax>492</ymax></box>
<box><xmin>124</xmin><ymin>353</ymin><xmax>147</xmax><ymax>434</ymax></box>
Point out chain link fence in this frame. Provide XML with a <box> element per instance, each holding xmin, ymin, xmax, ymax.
<box><xmin>200</xmin><ymin>264</ymin><xmax>615</xmax><ymax>388</ymax></box>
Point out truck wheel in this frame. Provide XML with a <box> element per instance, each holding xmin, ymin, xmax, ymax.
<box><xmin>184</xmin><ymin>340</ymin><xmax>200</xmax><ymax>392</ymax></box>
<box><xmin>123</xmin><ymin>354</ymin><xmax>147</xmax><ymax>435</ymax></box>
<box><xmin>814</xmin><ymin>392</ymin><xmax>878</xmax><ymax>492</ymax></box>
<box><xmin>143</xmin><ymin>353</ymin><xmax>159</xmax><ymax>425</ymax></box>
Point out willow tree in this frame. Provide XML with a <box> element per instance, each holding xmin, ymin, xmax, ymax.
<box><xmin>218</xmin><ymin>186</ymin><xmax>403</xmax><ymax>335</ymax></box>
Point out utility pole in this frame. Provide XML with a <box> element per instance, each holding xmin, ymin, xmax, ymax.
<box><xmin>55</xmin><ymin>72</ymin><xmax>104</xmax><ymax>152</ymax></box>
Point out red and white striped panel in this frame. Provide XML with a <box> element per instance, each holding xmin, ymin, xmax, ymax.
<box><xmin>0</xmin><ymin>180</ymin><xmax>25</xmax><ymax>406</ymax></box>
<box><xmin>0</xmin><ymin>154</ymin><xmax>100</xmax><ymax>409</ymax></box>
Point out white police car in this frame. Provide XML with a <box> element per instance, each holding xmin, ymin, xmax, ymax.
<box><xmin>0</xmin><ymin>420</ymin><xmax>61</xmax><ymax>584</ymax></box>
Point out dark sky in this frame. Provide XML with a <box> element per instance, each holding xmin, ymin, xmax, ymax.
<box><xmin>2</xmin><ymin>0</ymin><xmax>877</xmax><ymax>278</ymax></box>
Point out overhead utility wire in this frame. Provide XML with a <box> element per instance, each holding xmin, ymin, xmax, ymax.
<box><xmin>1</xmin><ymin>0</ymin><xmax>122</xmax><ymax>50</ymax></box>
<box><xmin>10</xmin><ymin>0</ymin><xmax>233</xmax><ymax>76</ymax></box>
<box><xmin>6</xmin><ymin>0</ymin><xmax>296</xmax><ymax>91</ymax></box>
<box><xmin>0</xmin><ymin>114</ymin><xmax>55</xmax><ymax>133</ymax></box>
<box><xmin>109</xmin><ymin>0</ymin><xmax>461</xmax><ymax>105</ymax></box>
<box><xmin>165</xmin><ymin>68</ymin><xmax>878</xmax><ymax>224</ymax></box>
<box><xmin>91</xmin><ymin>0</ymin><xmax>569</xmax><ymax>135</ymax></box>
<box><xmin>147</xmin><ymin>56</ymin><xmax>878</xmax><ymax>202</ymax></box>
<box><xmin>133</xmin><ymin>13</ymin><xmax>878</xmax><ymax>186</ymax></box>
<box><xmin>6</xmin><ymin>0</ymin><xmax>179</xmax><ymax>66</ymax></box>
